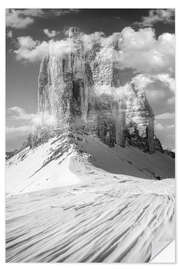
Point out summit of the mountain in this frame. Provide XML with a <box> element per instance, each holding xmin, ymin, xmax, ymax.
<box><xmin>37</xmin><ymin>27</ymin><xmax>163</xmax><ymax>153</ymax></box>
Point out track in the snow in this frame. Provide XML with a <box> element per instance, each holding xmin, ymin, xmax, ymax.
<box><xmin>6</xmin><ymin>177</ymin><xmax>175</xmax><ymax>263</ymax></box>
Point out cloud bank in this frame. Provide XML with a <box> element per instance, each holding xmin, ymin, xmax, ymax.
<box><xmin>136</xmin><ymin>9</ymin><xmax>175</xmax><ymax>27</ymax></box>
<box><xmin>43</xmin><ymin>29</ymin><xmax>59</xmax><ymax>38</ymax></box>
<box><xmin>6</xmin><ymin>106</ymin><xmax>57</xmax><ymax>137</ymax></box>
<box><xmin>6</xmin><ymin>9</ymin><xmax>43</xmax><ymax>29</ymax></box>
<box><xmin>6</xmin><ymin>9</ymin><xmax>80</xmax><ymax>29</ymax></box>
<box><xmin>14</xmin><ymin>27</ymin><xmax>175</xmax><ymax>76</ymax></box>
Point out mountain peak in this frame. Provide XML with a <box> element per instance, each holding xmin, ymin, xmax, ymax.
<box><xmin>37</xmin><ymin>30</ymin><xmax>163</xmax><ymax>153</ymax></box>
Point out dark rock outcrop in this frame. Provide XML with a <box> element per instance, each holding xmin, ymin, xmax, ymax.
<box><xmin>37</xmin><ymin>27</ymin><xmax>162</xmax><ymax>153</ymax></box>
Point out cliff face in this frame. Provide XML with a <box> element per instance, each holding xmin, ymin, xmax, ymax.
<box><xmin>38</xmin><ymin>27</ymin><xmax>161</xmax><ymax>153</ymax></box>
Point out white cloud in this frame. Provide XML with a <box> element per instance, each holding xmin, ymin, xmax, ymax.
<box><xmin>81</xmin><ymin>32</ymin><xmax>104</xmax><ymax>51</ymax></box>
<box><xmin>15</xmin><ymin>36</ymin><xmax>49</xmax><ymax>62</ymax></box>
<box><xmin>6</xmin><ymin>9</ymin><xmax>80</xmax><ymax>29</ymax></box>
<box><xmin>138</xmin><ymin>9</ymin><xmax>175</xmax><ymax>27</ymax></box>
<box><xmin>155</xmin><ymin>74</ymin><xmax>175</xmax><ymax>92</ymax></box>
<box><xmin>16</xmin><ymin>36</ymin><xmax>37</xmax><ymax>49</ymax></box>
<box><xmin>6</xmin><ymin>9</ymin><xmax>34</xmax><ymax>29</ymax></box>
<box><xmin>131</xmin><ymin>74</ymin><xmax>153</xmax><ymax>89</ymax></box>
<box><xmin>156</xmin><ymin>112</ymin><xmax>175</xmax><ymax>120</ymax></box>
<box><xmin>117</xmin><ymin>27</ymin><xmax>175</xmax><ymax>74</ymax></box>
<box><xmin>155</xmin><ymin>122</ymin><xmax>164</xmax><ymax>131</ymax></box>
<box><xmin>6</xmin><ymin>99</ymin><xmax>57</xmax><ymax>140</ymax></box>
<box><xmin>146</xmin><ymin>87</ymin><xmax>167</xmax><ymax>102</ymax></box>
<box><xmin>7</xmin><ymin>106</ymin><xmax>57</xmax><ymax>136</ymax></box>
<box><xmin>43</xmin><ymin>29</ymin><xmax>59</xmax><ymax>38</ymax></box>
<box><xmin>7</xmin><ymin>106</ymin><xmax>35</xmax><ymax>121</ymax></box>
<box><xmin>167</xmin><ymin>124</ymin><xmax>175</xmax><ymax>129</ymax></box>
<box><xmin>120</xmin><ymin>27</ymin><xmax>156</xmax><ymax>51</ymax></box>
<box><xmin>48</xmin><ymin>39</ymin><xmax>76</xmax><ymax>57</ymax></box>
<box><xmin>32</xmin><ymin>112</ymin><xmax>57</xmax><ymax>126</ymax></box>
<box><xmin>14</xmin><ymin>27</ymin><xmax>175</xmax><ymax>76</ymax></box>
<box><xmin>6</xmin><ymin>9</ymin><xmax>45</xmax><ymax>29</ymax></box>
<box><xmin>15</xmin><ymin>36</ymin><xmax>79</xmax><ymax>62</ymax></box>
<box><xmin>17</xmin><ymin>9</ymin><xmax>44</xmax><ymax>17</ymax></box>
<box><xmin>6</xmin><ymin>125</ymin><xmax>32</xmax><ymax>135</ymax></box>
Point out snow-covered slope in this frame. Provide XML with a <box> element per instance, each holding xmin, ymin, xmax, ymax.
<box><xmin>6</xmin><ymin>133</ymin><xmax>79</xmax><ymax>195</ymax></box>
<box><xmin>6</xmin><ymin>169</ymin><xmax>175</xmax><ymax>263</ymax></box>
<box><xmin>6</xmin><ymin>133</ymin><xmax>175</xmax><ymax>263</ymax></box>
<box><xmin>6</xmin><ymin>132</ymin><xmax>174</xmax><ymax>195</ymax></box>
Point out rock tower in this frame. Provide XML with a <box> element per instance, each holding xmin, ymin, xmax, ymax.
<box><xmin>38</xmin><ymin>27</ymin><xmax>162</xmax><ymax>153</ymax></box>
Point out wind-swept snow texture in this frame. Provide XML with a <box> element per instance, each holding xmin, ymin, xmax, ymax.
<box><xmin>6</xmin><ymin>134</ymin><xmax>175</xmax><ymax>263</ymax></box>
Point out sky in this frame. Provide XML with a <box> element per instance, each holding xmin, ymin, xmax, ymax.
<box><xmin>6</xmin><ymin>9</ymin><xmax>175</xmax><ymax>151</ymax></box>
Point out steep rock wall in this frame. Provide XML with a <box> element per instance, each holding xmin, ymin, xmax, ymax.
<box><xmin>38</xmin><ymin>27</ymin><xmax>160</xmax><ymax>153</ymax></box>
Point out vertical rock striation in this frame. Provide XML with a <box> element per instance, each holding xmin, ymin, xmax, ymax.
<box><xmin>38</xmin><ymin>27</ymin><xmax>162</xmax><ymax>153</ymax></box>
